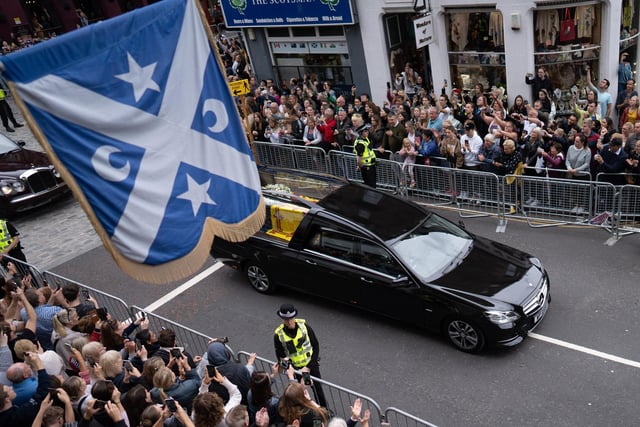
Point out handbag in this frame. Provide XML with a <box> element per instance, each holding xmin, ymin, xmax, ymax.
<box><xmin>559</xmin><ymin>8</ymin><xmax>575</xmax><ymax>43</ymax></box>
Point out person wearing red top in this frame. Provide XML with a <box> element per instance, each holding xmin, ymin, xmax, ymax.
<box><xmin>316</xmin><ymin>108</ymin><xmax>336</xmax><ymax>151</ymax></box>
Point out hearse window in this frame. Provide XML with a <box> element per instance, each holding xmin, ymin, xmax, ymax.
<box><xmin>358</xmin><ymin>241</ymin><xmax>405</xmax><ymax>277</ymax></box>
<box><xmin>307</xmin><ymin>229</ymin><xmax>357</xmax><ymax>262</ymax></box>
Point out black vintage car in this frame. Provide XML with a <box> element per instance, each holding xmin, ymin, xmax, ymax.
<box><xmin>212</xmin><ymin>184</ymin><xmax>550</xmax><ymax>353</ymax></box>
<box><xmin>0</xmin><ymin>134</ymin><xmax>68</xmax><ymax>216</ymax></box>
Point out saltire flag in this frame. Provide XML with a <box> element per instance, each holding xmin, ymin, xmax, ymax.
<box><xmin>0</xmin><ymin>0</ymin><xmax>265</xmax><ymax>283</ymax></box>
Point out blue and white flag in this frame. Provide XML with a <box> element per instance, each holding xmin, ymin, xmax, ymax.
<box><xmin>0</xmin><ymin>0</ymin><xmax>264</xmax><ymax>283</ymax></box>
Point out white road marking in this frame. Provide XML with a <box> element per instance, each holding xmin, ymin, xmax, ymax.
<box><xmin>141</xmin><ymin>263</ymin><xmax>640</xmax><ymax>370</ymax></box>
<box><xmin>529</xmin><ymin>332</ymin><xmax>640</xmax><ymax>369</ymax></box>
<box><xmin>143</xmin><ymin>261</ymin><xmax>224</xmax><ymax>312</ymax></box>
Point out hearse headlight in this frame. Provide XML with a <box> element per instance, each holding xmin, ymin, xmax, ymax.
<box><xmin>484</xmin><ymin>310</ymin><xmax>520</xmax><ymax>325</ymax></box>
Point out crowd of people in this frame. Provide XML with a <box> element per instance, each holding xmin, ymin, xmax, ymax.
<box><xmin>243</xmin><ymin>60</ymin><xmax>640</xmax><ymax>189</ymax></box>
<box><xmin>0</xmin><ymin>273</ymin><xmax>374</xmax><ymax>427</ymax></box>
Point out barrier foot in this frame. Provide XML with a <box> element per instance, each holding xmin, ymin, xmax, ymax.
<box><xmin>604</xmin><ymin>236</ymin><xmax>619</xmax><ymax>246</ymax></box>
<box><xmin>496</xmin><ymin>218</ymin><xmax>507</xmax><ymax>233</ymax></box>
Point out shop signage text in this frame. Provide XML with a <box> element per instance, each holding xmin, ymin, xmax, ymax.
<box><xmin>414</xmin><ymin>13</ymin><xmax>434</xmax><ymax>49</ymax></box>
<box><xmin>220</xmin><ymin>0</ymin><xmax>355</xmax><ymax>28</ymax></box>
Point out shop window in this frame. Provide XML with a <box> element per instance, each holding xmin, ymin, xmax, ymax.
<box><xmin>533</xmin><ymin>4</ymin><xmax>602</xmax><ymax>116</ymax></box>
<box><xmin>319</xmin><ymin>26</ymin><xmax>344</xmax><ymax>37</ymax></box>
<box><xmin>384</xmin><ymin>13</ymin><xmax>432</xmax><ymax>94</ymax></box>
<box><xmin>267</xmin><ymin>27</ymin><xmax>290</xmax><ymax>37</ymax></box>
<box><xmin>620</xmin><ymin>0</ymin><xmax>639</xmax><ymax>74</ymax></box>
<box><xmin>292</xmin><ymin>27</ymin><xmax>316</xmax><ymax>37</ymax></box>
<box><xmin>445</xmin><ymin>11</ymin><xmax>506</xmax><ymax>99</ymax></box>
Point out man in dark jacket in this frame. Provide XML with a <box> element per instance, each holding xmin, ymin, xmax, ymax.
<box><xmin>0</xmin><ymin>352</ymin><xmax>50</xmax><ymax>427</ymax></box>
<box><xmin>205</xmin><ymin>342</ymin><xmax>252</xmax><ymax>405</ymax></box>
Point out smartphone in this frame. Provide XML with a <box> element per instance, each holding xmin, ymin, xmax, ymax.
<box><xmin>48</xmin><ymin>388</ymin><xmax>63</xmax><ymax>406</ymax></box>
<box><xmin>64</xmin><ymin>342</ymin><xmax>73</xmax><ymax>350</ymax></box>
<box><xmin>81</xmin><ymin>289</ymin><xmax>90</xmax><ymax>300</ymax></box>
<box><xmin>170</xmin><ymin>348</ymin><xmax>182</xmax><ymax>359</ymax></box>
<box><xmin>135</xmin><ymin>339</ymin><xmax>142</xmax><ymax>352</ymax></box>
<box><xmin>94</xmin><ymin>399</ymin><xmax>106</xmax><ymax>410</ymax></box>
<box><xmin>279</xmin><ymin>359</ymin><xmax>290</xmax><ymax>370</ymax></box>
<box><xmin>123</xmin><ymin>360</ymin><xmax>133</xmax><ymax>372</ymax></box>
<box><xmin>164</xmin><ymin>398</ymin><xmax>177</xmax><ymax>413</ymax></box>
<box><xmin>87</xmin><ymin>357</ymin><xmax>96</xmax><ymax>368</ymax></box>
<box><xmin>302</xmin><ymin>372</ymin><xmax>311</xmax><ymax>385</ymax></box>
<box><xmin>206</xmin><ymin>365</ymin><xmax>216</xmax><ymax>378</ymax></box>
<box><xmin>312</xmin><ymin>417</ymin><xmax>323</xmax><ymax>427</ymax></box>
<box><xmin>96</xmin><ymin>307</ymin><xmax>108</xmax><ymax>321</ymax></box>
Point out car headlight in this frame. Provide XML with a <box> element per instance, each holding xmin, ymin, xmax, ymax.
<box><xmin>1</xmin><ymin>180</ymin><xmax>25</xmax><ymax>195</ymax></box>
<box><xmin>50</xmin><ymin>166</ymin><xmax>61</xmax><ymax>179</ymax></box>
<box><xmin>12</xmin><ymin>181</ymin><xmax>25</xmax><ymax>192</ymax></box>
<box><xmin>484</xmin><ymin>310</ymin><xmax>520</xmax><ymax>325</ymax></box>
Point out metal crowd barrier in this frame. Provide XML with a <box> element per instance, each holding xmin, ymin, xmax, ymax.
<box><xmin>237</xmin><ymin>351</ymin><xmax>394</xmax><ymax>427</ymax></box>
<box><xmin>253</xmin><ymin>142</ymin><xmax>639</xmax><ymax>240</ymax></box>
<box><xmin>0</xmin><ymin>254</ymin><xmax>46</xmax><ymax>287</ymax></box>
<box><xmin>43</xmin><ymin>271</ymin><xmax>132</xmax><ymax>325</ymax></box>
<box><xmin>385</xmin><ymin>407</ymin><xmax>440</xmax><ymax>427</ymax></box>
<box><xmin>130</xmin><ymin>305</ymin><xmax>221</xmax><ymax>361</ymax></box>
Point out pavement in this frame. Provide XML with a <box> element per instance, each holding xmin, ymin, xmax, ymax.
<box><xmin>3</xmin><ymin>97</ymin><xmax>102</xmax><ymax>270</ymax></box>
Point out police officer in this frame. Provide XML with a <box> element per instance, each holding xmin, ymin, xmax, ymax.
<box><xmin>0</xmin><ymin>218</ymin><xmax>28</xmax><ymax>277</ymax></box>
<box><xmin>0</xmin><ymin>88</ymin><xmax>23</xmax><ymax>133</ymax></box>
<box><xmin>353</xmin><ymin>123</ymin><xmax>376</xmax><ymax>188</ymax></box>
<box><xmin>274</xmin><ymin>303</ymin><xmax>327</xmax><ymax>407</ymax></box>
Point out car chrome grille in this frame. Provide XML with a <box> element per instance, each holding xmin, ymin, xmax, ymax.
<box><xmin>523</xmin><ymin>278</ymin><xmax>548</xmax><ymax>316</ymax></box>
<box><xmin>25</xmin><ymin>169</ymin><xmax>58</xmax><ymax>193</ymax></box>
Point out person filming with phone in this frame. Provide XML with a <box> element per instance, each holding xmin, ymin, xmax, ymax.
<box><xmin>273</xmin><ymin>304</ymin><xmax>326</xmax><ymax>408</ymax></box>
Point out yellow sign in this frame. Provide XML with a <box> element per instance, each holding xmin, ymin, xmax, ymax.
<box><xmin>229</xmin><ymin>79</ymin><xmax>250</xmax><ymax>96</ymax></box>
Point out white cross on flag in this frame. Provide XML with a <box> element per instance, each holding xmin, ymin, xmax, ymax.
<box><xmin>0</xmin><ymin>0</ymin><xmax>265</xmax><ymax>283</ymax></box>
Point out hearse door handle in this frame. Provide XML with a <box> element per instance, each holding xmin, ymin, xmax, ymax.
<box><xmin>360</xmin><ymin>277</ymin><xmax>373</xmax><ymax>283</ymax></box>
<box><xmin>305</xmin><ymin>259</ymin><xmax>318</xmax><ymax>266</ymax></box>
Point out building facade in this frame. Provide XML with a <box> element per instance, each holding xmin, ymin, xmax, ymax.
<box><xmin>230</xmin><ymin>0</ymin><xmax>638</xmax><ymax>109</ymax></box>
<box><xmin>2</xmin><ymin>0</ymin><xmax>638</xmax><ymax>112</ymax></box>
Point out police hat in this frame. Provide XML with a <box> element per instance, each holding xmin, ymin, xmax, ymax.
<box><xmin>277</xmin><ymin>303</ymin><xmax>298</xmax><ymax>319</ymax></box>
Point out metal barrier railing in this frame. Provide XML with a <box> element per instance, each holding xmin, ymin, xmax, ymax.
<box><xmin>237</xmin><ymin>351</ymin><xmax>390</xmax><ymax>427</ymax></box>
<box><xmin>43</xmin><ymin>271</ymin><xmax>132</xmax><ymax>324</ymax></box>
<box><xmin>254</xmin><ymin>142</ymin><xmax>640</xmax><ymax>239</ymax></box>
<box><xmin>0</xmin><ymin>255</ymin><xmax>46</xmax><ymax>288</ymax></box>
<box><xmin>385</xmin><ymin>407</ymin><xmax>440</xmax><ymax>427</ymax></box>
<box><xmin>129</xmin><ymin>305</ymin><xmax>222</xmax><ymax>361</ymax></box>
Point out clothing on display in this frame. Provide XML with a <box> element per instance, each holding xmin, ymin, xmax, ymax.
<box><xmin>575</xmin><ymin>5</ymin><xmax>595</xmax><ymax>39</ymax></box>
<box><xmin>489</xmin><ymin>12</ymin><xmax>504</xmax><ymax>47</ymax></box>
<box><xmin>450</xmin><ymin>14</ymin><xmax>469</xmax><ymax>51</ymax></box>
<box><xmin>536</xmin><ymin>10</ymin><xmax>560</xmax><ymax>46</ymax></box>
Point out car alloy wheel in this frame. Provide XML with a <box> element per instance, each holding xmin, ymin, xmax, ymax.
<box><xmin>246</xmin><ymin>263</ymin><xmax>274</xmax><ymax>294</ymax></box>
<box><xmin>445</xmin><ymin>318</ymin><xmax>485</xmax><ymax>353</ymax></box>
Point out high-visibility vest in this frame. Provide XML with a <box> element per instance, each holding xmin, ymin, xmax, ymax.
<box><xmin>274</xmin><ymin>319</ymin><xmax>313</xmax><ymax>368</ymax></box>
<box><xmin>0</xmin><ymin>89</ymin><xmax>5</xmax><ymax>101</ymax></box>
<box><xmin>0</xmin><ymin>220</ymin><xmax>13</xmax><ymax>252</ymax></box>
<box><xmin>354</xmin><ymin>137</ymin><xmax>375</xmax><ymax>166</ymax></box>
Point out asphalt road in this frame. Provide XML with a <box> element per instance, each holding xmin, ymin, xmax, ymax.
<box><xmin>37</xmin><ymin>204</ymin><xmax>640</xmax><ymax>427</ymax></box>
